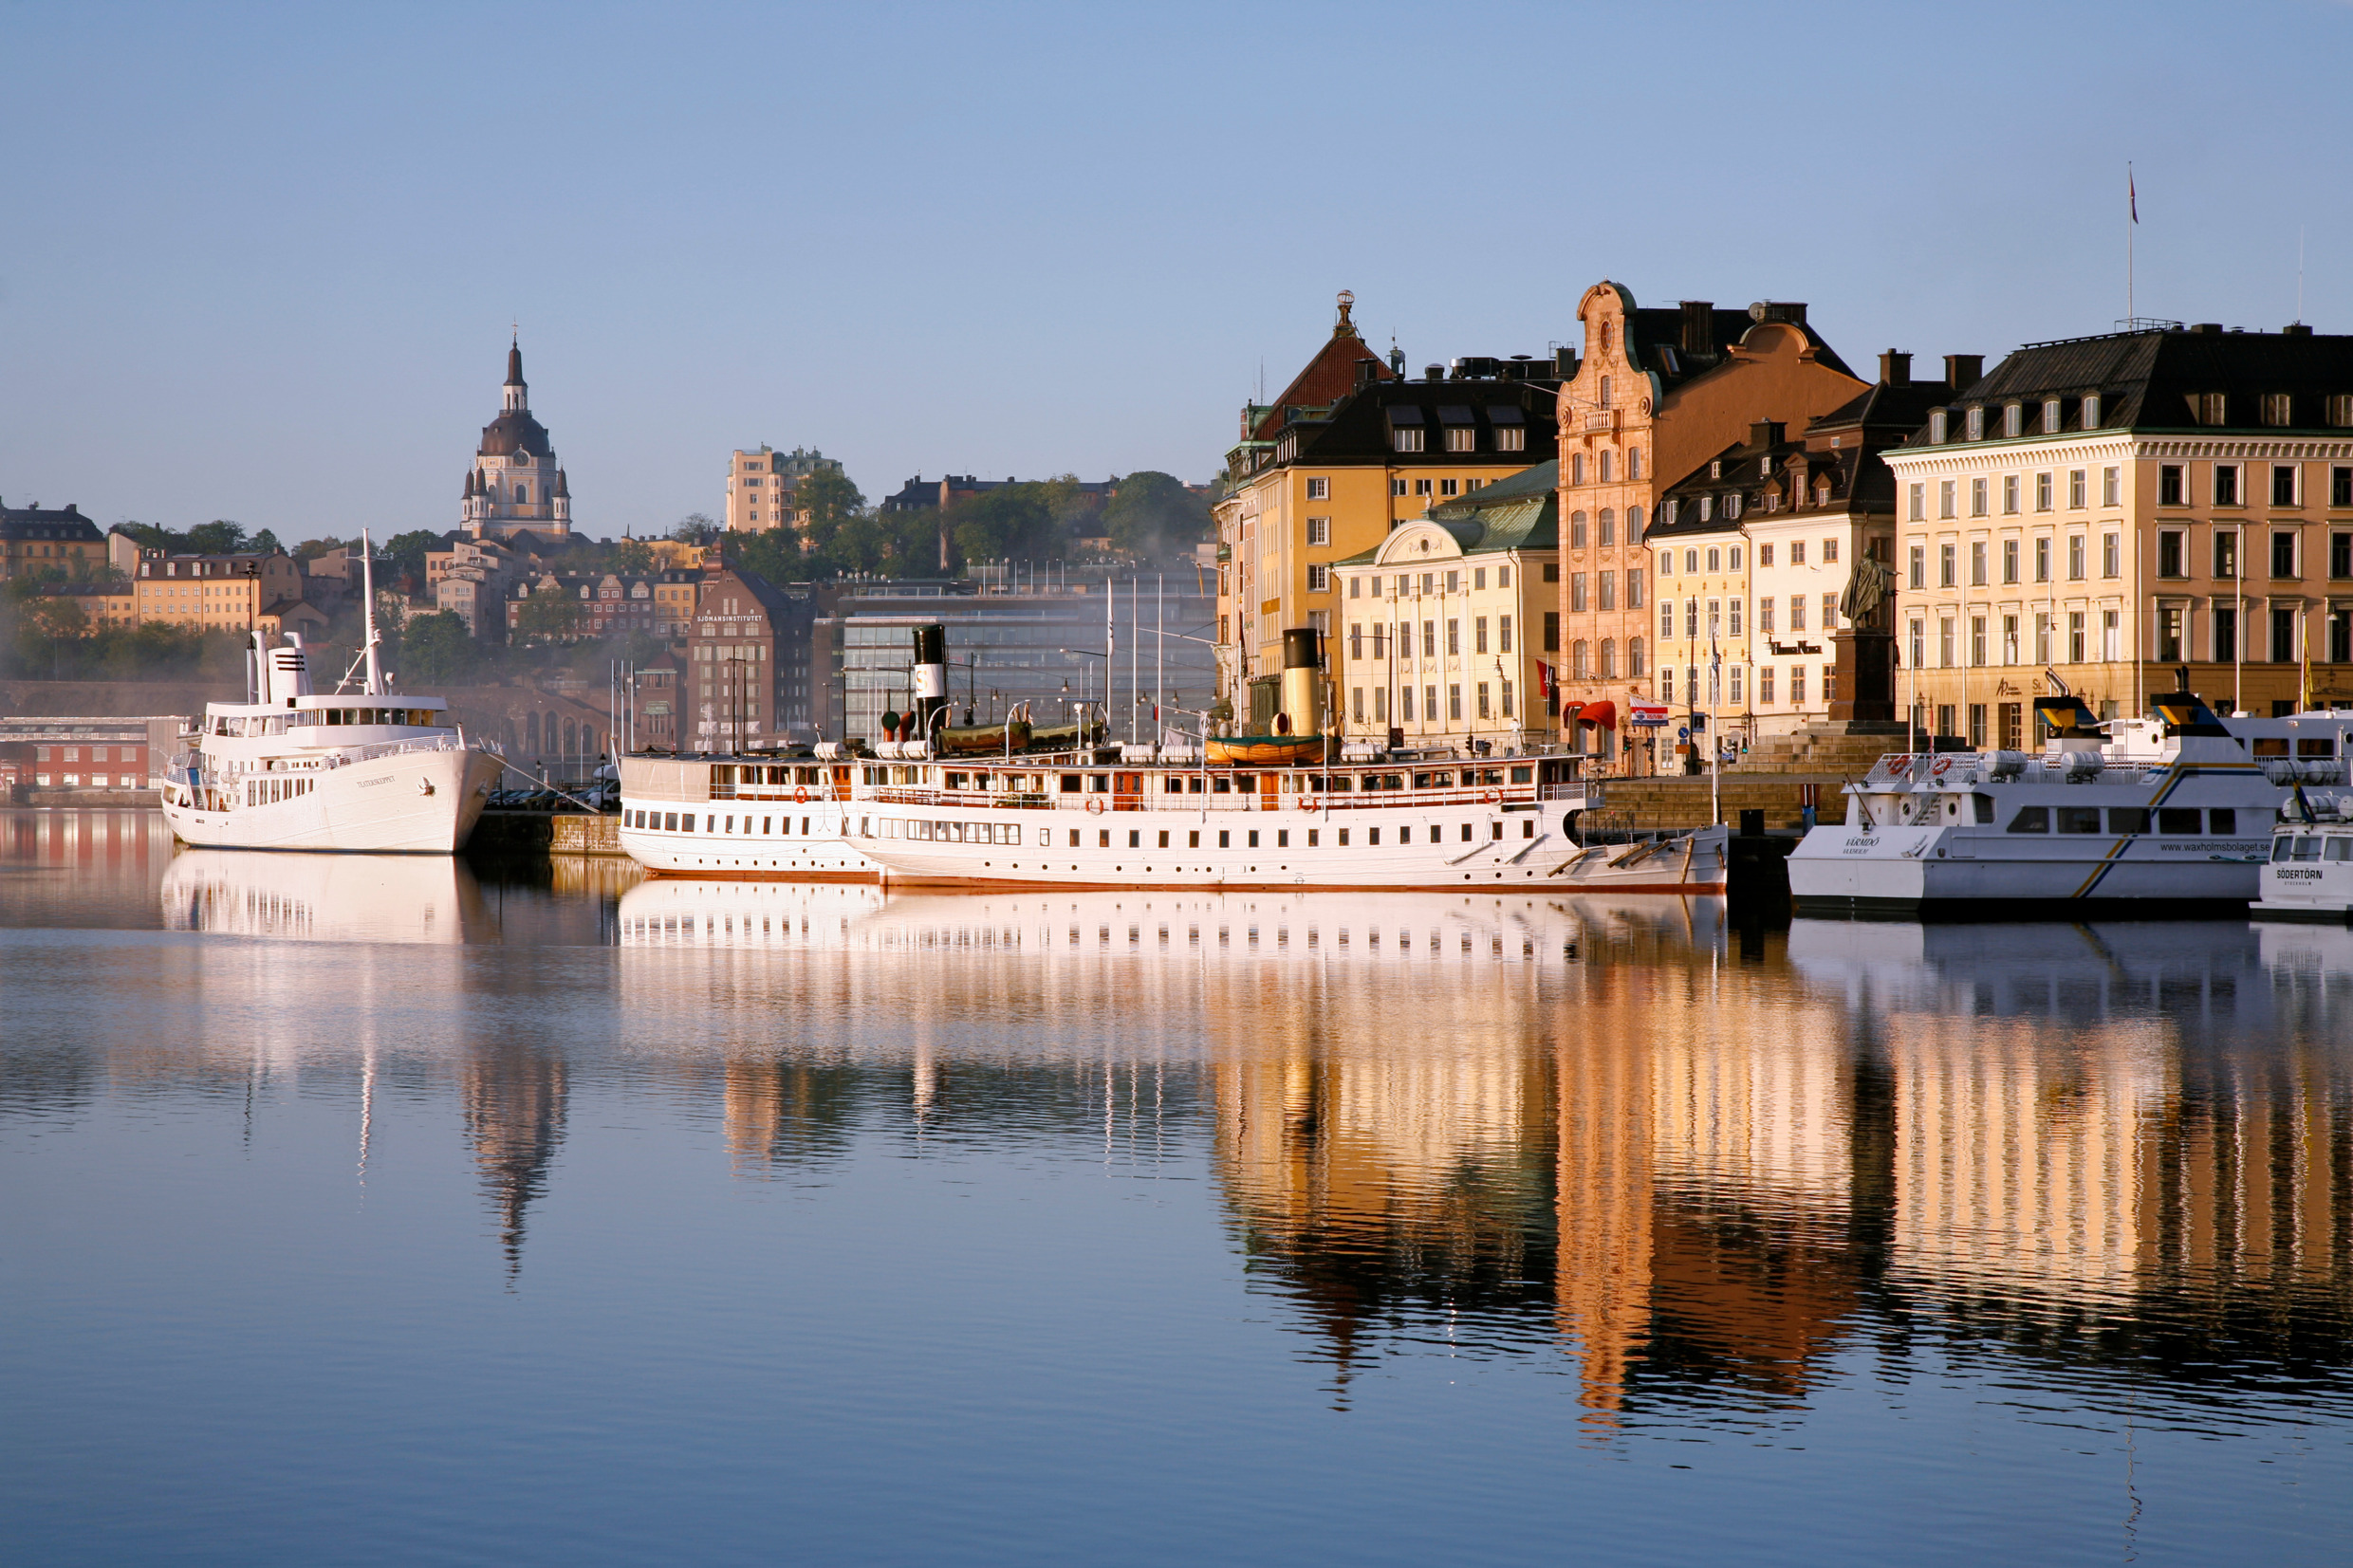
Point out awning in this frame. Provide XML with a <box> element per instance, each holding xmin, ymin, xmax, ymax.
<box><xmin>1580</xmin><ymin>700</ymin><xmax>1618</xmax><ymax>729</ymax></box>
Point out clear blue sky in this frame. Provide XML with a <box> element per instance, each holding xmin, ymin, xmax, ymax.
<box><xmin>4</xmin><ymin>1</ymin><xmax>2348</xmax><ymax>544</ymax></box>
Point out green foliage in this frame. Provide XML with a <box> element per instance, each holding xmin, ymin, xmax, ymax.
<box><xmin>672</xmin><ymin>513</ymin><xmax>721</xmax><ymax>545</ymax></box>
<box><xmin>293</xmin><ymin>536</ymin><xmax>346</xmax><ymax>563</ymax></box>
<box><xmin>380</xmin><ymin>530</ymin><xmax>447</xmax><ymax>588</ymax></box>
<box><xmin>514</xmin><ymin>586</ymin><xmax>586</xmax><ymax>642</ymax></box>
<box><xmin>185</xmin><ymin>520</ymin><xmax>247</xmax><ymax>555</ymax></box>
<box><xmin>948</xmin><ymin>487</ymin><xmax>1059</xmax><ymax>570</ymax></box>
<box><xmin>249</xmin><ymin>528</ymin><xmax>282</xmax><ymax>555</ymax></box>
<box><xmin>612</xmin><ymin>539</ymin><xmax>654</xmax><ymax>574</ymax></box>
<box><xmin>796</xmin><ymin>469</ymin><xmax>865</xmax><ymax>551</ymax></box>
<box><xmin>731</xmin><ymin>526</ymin><xmax>803</xmax><ymax>585</ymax></box>
<box><xmin>817</xmin><ymin>509</ymin><xmax>939</xmax><ymax>577</ymax></box>
<box><xmin>393</xmin><ymin>612</ymin><xmax>479</xmax><ymax>685</ymax></box>
<box><xmin>1105</xmin><ymin>471</ymin><xmax>1209</xmax><ymax>559</ymax></box>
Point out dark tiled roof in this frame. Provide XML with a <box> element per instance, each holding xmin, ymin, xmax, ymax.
<box><xmin>478</xmin><ymin>409</ymin><xmax>554</xmax><ymax>458</ymax></box>
<box><xmin>1903</xmin><ymin>325</ymin><xmax>2353</xmax><ymax>444</ymax></box>
<box><xmin>1247</xmin><ymin>329</ymin><xmax>1393</xmax><ymax>442</ymax></box>
<box><xmin>1284</xmin><ymin>378</ymin><xmax>1560</xmax><ymax>466</ymax></box>
<box><xmin>0</xmin><ymin>503</ymin><xmax>102</xmax><ymax>542</ymax></box>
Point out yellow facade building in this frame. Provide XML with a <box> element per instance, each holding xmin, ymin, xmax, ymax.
<box><xmin>133</xmin><ymin>551</ymin><xmax>304</xmax><ymax>633</ymax></box>
<box><xmin>1214</xmin><ymin>294</ymin><xmax>1566</xmax><ymax>727</ymax></box>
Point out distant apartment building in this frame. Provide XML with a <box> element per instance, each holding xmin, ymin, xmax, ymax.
<box><xmin>1555</xmin><ymin>286</ymin><xmax>1866</xmax><ymax>770</ymax></box>
<box><xmin>459</xmin><ymin>339</ymin><xmax>572</xmax><ymax>542</ymax></box>
<box><xmin>1214</xmin><ymin>292</ymin><xmax>1563</xmax><ymax>729</ymax></box>
<box><xmin>1883</xmin><ymin>320</ymin><xmax>2353</xmax><ymax>741</ymax></box>
<box><xmin>35</xmin><ymin>581</ymin><xmax>139</xmax><ymax>630</ymax></box>
<box><xmin>724</xmin><ymin>447</ymin><xmax>843</xmax><ymax>534</ymax></box>
<box><xmin>0</xmin><ymin>716</ymin><xmax>178</xmax><ymax>790</ymax></box>
<box><xmin>133</xmin><ymin>550</ymin><xmax>307</xmax><ymax>635</ymax></box>
<box><xmin>1</xmin><ymin>501</ymin><xmax>105</xmax><ymax>581</ymax></box>
<box><xmin>430</xmin><ymin>538</ymin><xmax>517</xmax><ymax>638</ymax></box>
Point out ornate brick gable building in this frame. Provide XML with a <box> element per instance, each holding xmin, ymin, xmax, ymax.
<box><xmin>1554</xmin><ymin>284</ymin><xmax>1862</xmax><ymax>772</ymax></box>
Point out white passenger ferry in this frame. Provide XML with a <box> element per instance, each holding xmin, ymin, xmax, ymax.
<box><xmin>2251</xmin><ymin>788</ymin><xmax>2353</xmax><ymax>923</ymax></box>
<box><xmin>617</xmin><ymin>752</ymin><xmax>877</xmax><ymax>878</ymax></box>
<box><xmin>1789</xmin><ymin>691</ymin><xmax>2353</xmax><ymax>919</ymax></box>
<box><xmin>159</xmin><ymin>636</ymin><xmax>505</xmax><ymax>853</ymax></box>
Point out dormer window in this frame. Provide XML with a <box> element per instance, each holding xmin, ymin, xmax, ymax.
<box><xmin>1815</xmin><ymin>481</ymin><xmax>1832</xmax><ymax>507</ymax></box>
<box><xmin>2192</xmin><ymin>392</ymin><xmax>2228</xmax><ymax>425</ymax></box>
<box><xmin>2083</xmin><ymin>394</ymin><xmax>2102</xmax><ymax>430</ymax></box>
<box><xmin>1709</xmin><ymin>459</ymin><xmax>1723</xmax><ymax>479</ymax></box>
<box><xmin>1725</xmin><ymin>493</ymin><xmax>1742</xmax><ymax>521</ymax></box>
<box><xmin>2003</xmin><ymin>403</ymin><xmax>2023</xmax><ymax>438</ymax></box>
<box><xmin>1965</xmin><ymin>406</ymin><xmax>1985</xmax><ymax>441</ymax></box>
<box><xmin>1698</xmin><ymin>495</ymin><xmax>1714</xmax><ymax>522</ymax></box>
<box><xmin>2042</xmin><ymin>399</ymin><xmax>2062</xmax><ymax>434</ymax></box>
<box><xmin>2262</xmin><ymin>393</ymin><xmax>2293</xmax><ymax>426</ymax></box>
<box><xmin>1929</xmin><ymin>409</ymin><xmax>1949</xmax><ymax>443</ymax></box>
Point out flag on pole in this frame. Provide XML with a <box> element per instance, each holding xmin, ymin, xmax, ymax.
<box><xmin>1535</xmin><ymin>660</ymin><xmax>1556</xmax><ymax>700</ymax></box>
<box><xmin>2129</xmin><ymin>169</ymin><xmax>2138</xmax><ymax>223</ymax></box>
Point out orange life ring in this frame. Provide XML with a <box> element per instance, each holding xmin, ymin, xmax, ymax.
<box><xmin>1084</xmin><ymin>796</ymin><xmax>1106</xmax><ymax>815</ymax></box>
<box><xmin>1302</xmin><ymin>797</ymin><xmax>1320</xmax><ymax>813</ymax></box>
<box><xmin>1483</xmin><ymin>790</ymin><xmax>1500</xmax><ymax>805</ymax></box>
<box><xmin>1929</xmin><ymin>755</ymin><xmax>1952</xmax><ymax>779</ymax></box>
<box><xmin>794</xmin><ymin>785</ymin><xmax>810</xmax><ymax>802</ymax></box>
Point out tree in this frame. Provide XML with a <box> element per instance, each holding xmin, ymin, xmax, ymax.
<box><xmin>672</xmin><ymin>513</ymin><xmax>720</xmax><ymax>546</ymax></box>
<box><xmin>795</xmin><ymin>468</ymin><xmax>865</xmax><ymax>553</ymax></box>
<box><xmin>732</xmin><ymin>526</ymin><xmax>803</xmax><ymax>585</ymax></box>
<box><xmin>380</xmin><ymin>530</ymin><xmax>446</xmax><ymax>589</ymax></box>
<box><xmin>515</xmin><ymin>585</ymin><xmax>586</xmax><ymax>642</ymax></box>
<box><xmin>1104</xmin><ymin>471</ymin><xmax>1210</xmax><ymax>559</ymax></box>
<box><xmin>249</xmin><ymin>528</ymin><xmax>283</xmax><ymax>556</ymax></box>
<box><xmin>293</xmin><ymin>536</ymin><xmax>346</xmax><ymax>563</ymax></box>
<box><xmin>395</xmin><ymin>612</ymin><xmax>478</xmax><ymax>685</ymax></box>
<box><xmin>612</xmin><ymin>538</ymin><xmax>654</xmax><ymax>574</ymax></box>
<box><xmin>186</xmin><ymin>520</ymin><xmax>247</xmax><ymax>555</ymax></box>
<box><xmin>947</xmin><ymin>486</ymin><xmax>1058</xmax><ymax>573</ymax></box>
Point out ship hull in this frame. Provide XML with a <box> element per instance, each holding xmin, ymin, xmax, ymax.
<box><xmin>618</xmin><ymin>797</ymin><xmax>879</xmax><ymax>880</ymax></box>
<box><xmin>159</xmin><ymin>747</ymin><xmax>502</xmax><ymax>854</ymax></box>
<box><xmin>1788</xmin><ymin>822</ymin><xmax>2268</xmax><ymax>919</ymax></box>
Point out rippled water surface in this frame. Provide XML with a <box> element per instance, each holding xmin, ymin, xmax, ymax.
<box><xmin>4</xmin><ymin>809</ymin><xmax>2350</xmax><ymax>1565</ymax></box>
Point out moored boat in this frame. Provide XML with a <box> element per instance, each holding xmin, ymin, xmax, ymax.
<box><xmin>2251</xmin><ymin>788</ymin><xmax>2353</xmax><ymax>923</ymax></box>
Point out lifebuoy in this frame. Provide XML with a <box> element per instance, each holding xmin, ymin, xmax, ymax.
<box><xmin>1084</xmin><ymin>796</ymin><xmax>1106</xmax><ymax>815</ymax></box>
<box><xmin>1302</xmin><ymin>798</ymin><xmax>1320</xmax><ymax>813</ymax></box>
<box><xmin>1482</xmin><ymin>790</ymin><xmax>1500</xmax><ymax>805</ymax></box>
<box><xmin>794</xmin><ymin>785</ymin><xmax>810</xmax><ymax>803</ymax></box>
<box><xmin>1929</xmin><ymin>755</ymin><xmax>1953</xmax><ymax>778</ymax></box>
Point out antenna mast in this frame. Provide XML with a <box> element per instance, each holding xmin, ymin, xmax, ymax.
<box><xmin>361</xmin><ymin>529</ymin><xmax>384</xmax><ymax>695</ymax></box>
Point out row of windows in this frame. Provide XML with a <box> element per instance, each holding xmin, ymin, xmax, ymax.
<box><xmin>1910</xmin><ymin>468</ymin><xmax>2121</xmax><ymax>521</ymax></box>
<box><xmin>1565</xmin><ymin>449</ymin><xmax>1641</xmax><ymax>486</ymax></box>
<box><xmin>1564</xmin><ymin>639</ymin><xmax>1650</xmax><ymax>680</ymax></box>
<box><xmin>1912</xmin><ymin>534</ymin><xmax>2120</xmax><ymax>588</ymax></box>
<box><xmin>1388</xmin><ymin>427</ymin><xmax>1527</xmax><ymax>453</ymax></box>
<box><xmin>2158</xmin><ymin>528</ymin><xmax>2353</xmax><ymax>581</ymax></box>
<box><xmin>1930</xmin><ymin>397</ymin><xmax>2104</xmax><ymax>443</ymax></box>
<box><xmin>1346</xmin><ymin>565</ymin><xmax>1516</xmax><ymax>598</ymax></box>
<box><xmin>2009</xmin><ymin>803</ymin><xmax>2242</xmax><ymax>836</ymax></box>
<box><xmin>1659</xmin><ymin>545</ymin><xmax>1739</xmax><ymax>577</ymax></box>
<box><xmin>2153</xmin><ymin>605</ymin><xmax>2353</xmax><ymax>665</ymax></box>
<box><xmin>1566</xmin><ymin>508</ymin><xmax>1642</xmax><ymax>548</ymax></box>
<box><xmin>1658</xmin><ymin>664</ymin><xmax>1829</xmax><ymax>707</ymax></box>
<box><xmin>1908</xmin><ymin>610</ymin><xmax>2130</xmax><ymax>667</ymax></box>
<box><xmin>2160</xmin><ymin>463</ymin><xmax>2353</xmax><ymax>508</ymax></box>
<box><xmin>1658</xmin><ymin>596</ymin><xmax>1840</xmax><ymax>642</ymax></box>
<box><xmin>1350</xmin><ymin>681</ymin><xmax>1522</xmax><ymax>724</ymax></box>
<box><xmin>1349</xmin><ymin>616</ymin><xmax>1516</xmax><ymax>658</ymax></box>
<box><xmin>1755</xmin><ymin>539</ymin><xmax>1839</xmax><ymax>567</ymax></box>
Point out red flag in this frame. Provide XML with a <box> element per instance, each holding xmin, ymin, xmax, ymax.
<box><xmin>1536</xmin><ymin>660</ymin><xmax>1556</xmax><ymax>699</ymax></box>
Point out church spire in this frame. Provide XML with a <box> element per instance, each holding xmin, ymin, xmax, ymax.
<box><xmin>503</xmin><ymin>334</ymin><xmax>528</xmax><ymax>414</ymax></box>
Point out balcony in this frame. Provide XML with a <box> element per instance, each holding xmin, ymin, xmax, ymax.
<box><xmin>1583</xmin><ymin>410</ymin><xmax>1618</xmax><ymax>434</ymax></box>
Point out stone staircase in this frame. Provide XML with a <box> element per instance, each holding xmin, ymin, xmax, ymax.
<box><xmin>1729</xmin><ymin>725</ymin><xmax>1914</xmax><ymax>778</ymax></box>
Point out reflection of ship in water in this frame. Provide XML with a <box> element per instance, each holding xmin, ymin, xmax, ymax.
<box><xmin>463</xmin><ymin>1043</ymin><xmax>567</xmax><ymax>1279</ymax></box>
<box><xmin>1218</xmin><ymin>915</ymin><xmax>2353</xmax><ymax>1421</ymax></box>
<box><xmin>162</xmin><ymin>849</ymin><xmax>491</xmax><ymax>942</ymax></box>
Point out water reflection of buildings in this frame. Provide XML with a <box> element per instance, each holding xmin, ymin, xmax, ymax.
<box><xmin>1217</xmin><ymin>913</ymin><xmax>2353</xmax><ymax>1419</ymax></box>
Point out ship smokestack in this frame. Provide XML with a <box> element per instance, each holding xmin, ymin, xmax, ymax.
<box><xmin>1280</xmin><ymin>627</ymin><xmax>1324</xmax><ymax>738</ymax></box>
<box><xmin>911</xmin><ymin>624</ymin><xmax>948</xmax><ymax>738</ymax></box>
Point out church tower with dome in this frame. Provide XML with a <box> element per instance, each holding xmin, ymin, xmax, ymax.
<box><xmin>461</xmin><ymin>338</ymin><xmax>571</xmax><ymax>541</ymax></box>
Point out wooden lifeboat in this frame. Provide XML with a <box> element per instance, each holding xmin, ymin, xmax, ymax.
<box><xmin>1205</xmin><ymin>734</ymin><xmax>1331</xmax><ymax>767</ymax></box>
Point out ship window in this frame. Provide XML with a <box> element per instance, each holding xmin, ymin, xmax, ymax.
<box><xmin>2298</xmin><ymin>738</ymin><xmax>2337</xmax><ymax>757</ymax></box>
<box><xmin>2057</xmin><ymin>806</ymin><xmax>2103</xmax><ymax>834</ymax></box>
<box><xmin>1189</xmin><ymin>830</ymin><xmax>1199</xmax><ymax>848</ymax></box>
<box><xmin>1189</xmin><ymin>777</ymin><xmax>1205</xmax><ymax>793</ymax></box>
<box><xmin>2210</xmin><ymin>808</ymin><xmax>2239</xmax><ymax>835</ymax></box>
<box><xmin>1129</xmin><ymin>830</ymin><xmax>1140</xmax><ymax>848</ymax></box>
<box><xmin>2291</xmin><ymin>835</ymin><xmax>2324</xmax><ymax>861</ymax></box>
<box><xmin>1248</xmin><ymin>830</ymin><xmax>1260</xmax><ymax>848</ymax></box>
<box><xmin>1399</xmin><ymin>826</ymin><xmax>1412</xmax><ymax>843</ymax></box>
<box><xmin>2158</xmin><ymin>807</ymin><xmax>2201</xmax><ymax>833</ymax></box>
<box><xmin>1338</xmin><ymin>828</ymin><xmax>1350</xmax><ymax>845</ymax></box>
<box><xmin>2329</xmin><ymin>838</ymin><xmax>2353</xmax><ymax>861</ymax></box>
<box><xmin>1090</xmin><ymin>775</ymin><xmax>1110</xmax><ymax>792</ymax></box>
<box><xmin>1060</xmin><ymin>774</ymin><xmax>1082</xmax><ymax>791</ymax></box>
<box><xmin>2007</xmin><ymin>805</ymin><xmax>2049</xmax><ymax>833</ymax></box>
<box><xmin>1218</xmin><ymin>830</ymin><xmax>1231</xmax><ymax>848</ymax></box>
<box><xmin>1367</xmin><ymin>828</ymin><xmax>1380</xmax><ymax>845</ymax></box>
<box><xmin>1158</xmin><ymin>830</ymin><xmax>1169</xmax><ymax>847</ymax></box>
<box><xmin>1307</xmin><ymin>830</ymin><xmax>1318</xmax><ymax>847</ymax></box>
<box><xmin>1973</xmin><ymin>795</ymin><xmax>1994</xmax><ymax>823</ymax></box>
<box><xmin>662</xmin><ymin>812</ymin><xmax>677</xmax><ymax>830</ymax></box>
<box><xmin>1213</xmin><ymin>776</ymin><xmax>1232</xmax><ymax>793</ymax></box>
<box><xmin>2109</xmin><ymin>807</ymin><xmax>2150</xmax><ymax>834</ymax></box>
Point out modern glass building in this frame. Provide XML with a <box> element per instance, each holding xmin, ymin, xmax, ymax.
<box><xmin>813</xmin><ymin>581</ymin><xmax>1215</xmax><ymax>747</ymax></box>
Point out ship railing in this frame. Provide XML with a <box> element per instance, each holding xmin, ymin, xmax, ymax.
<box><xmin>861</xmin><ymin>784</ymin><xmax>1542</xmax><ymax>813</ymax></box>
<box><xmin>346</xmin><ymin>733</ymin><xmax>480</xmax><ymax>765</ymax></box>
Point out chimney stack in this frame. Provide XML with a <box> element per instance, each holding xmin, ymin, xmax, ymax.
<box><xmin>1879</xmin><ymin>350</ymin><xmax>1912</xmax><ymax>385</ymax></box>
<box><xmin>1679</xmin><ymin>300</ymin><xmax>1713</xmax><ymax>355</ymax></box>
<box><xmin>1943</xmin><ymin>354</ymin><xmax>1983</xmax><ymax>391</ymax></box>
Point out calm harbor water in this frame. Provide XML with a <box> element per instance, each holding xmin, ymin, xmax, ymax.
<box><xmin>3</xmin><ymin>809</ymin><xmax>2349</xmax><ymax>1565</ymax></box>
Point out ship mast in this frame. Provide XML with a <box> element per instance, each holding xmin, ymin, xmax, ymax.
<box><xmin>361</xmin><ymin>528</ymin><xmax>384</xmax><ymax>695</ymax></box>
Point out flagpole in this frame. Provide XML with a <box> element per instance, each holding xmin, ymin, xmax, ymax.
<box><xmin>2126</xmin><ymin>162</ymin><xmax>2135</xmax><ymax>323</ymax></box>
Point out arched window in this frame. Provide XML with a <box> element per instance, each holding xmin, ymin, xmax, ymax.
<box><xmin>1599</xmin><ymin>450</ymin><xmax>1614</xmax><ymax>483</ymax></box>
<box><xmin>1598</xmin><ymin>375</ymin><xmax>1613</xmax><ymax>409</ymax></box>
<box><xmin>1569</xmin><ymin>511</ymin><xmax>1588</xmax><ymax>548</ymax></box>
<box><xmin>1629</xmin><ymin>636</ymin><xmax>1646</xmax><ymax>677</ymax></box>
<box><xmin>1569</xmin><ymin>452</ymin><xmax>1585</xmax><ymax>487</ymax></box>
<box><xmin>564</xmin><ymin>718</ymin><xmax>577</xmax><ymax>755</ymax></box>
<box><xmin>1571</xmin><ymin>639</ymin><xmax>1590</xmax><ymax>679</ymax></box>
<box><xmin>1627</xmin><ymin>505</ymin><xmax>1643</xmax><ymax>536</ymax></box>
<box><xmin>1600</xmin><ymin>638</ymin><xmax>1617</xmax><ymax>678</ymax></box>
<box><xmin>515</xmin><ymin>483</ymin><xmax>528</xmax><ymax>504</ymax></box>
<box><xmin>527</xmin><ymin>711</ymin><xmax>541</xmax><ymax>751</ymax></box>
<box><xmin>1598</xmin><ymin>508</ymin><xmax>1616</xmax><ymax>546</ymax></box>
